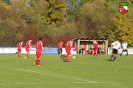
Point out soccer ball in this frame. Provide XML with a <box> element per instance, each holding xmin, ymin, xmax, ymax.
<box><xmin>72</xmin><ymin>56</ymin><xmax>75</xmax><ymax>59</ymax></box>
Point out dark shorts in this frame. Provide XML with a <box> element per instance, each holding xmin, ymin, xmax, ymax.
<box><xmin>112</xmin><ymin>48</ymin><xmax>118</xmax><ymax>54</ymax></box>
<box><xmin>122</xmin><ymin>49</ymin><xmax>128</xmax><ymax>52</ymax></box>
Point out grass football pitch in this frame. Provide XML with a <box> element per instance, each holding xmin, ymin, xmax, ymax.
<box><xmin>0</xmin><ymin>54</ymin><xmax>133</xmax><ymax>88</ymax></box>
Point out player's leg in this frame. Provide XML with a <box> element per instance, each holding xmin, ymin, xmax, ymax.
<box><xmin>37</xmin><ymin>58</ymin><xmax>41</xmax><ymax>66</ymax></box>
<box><xmin>19</xmin><ymin>50</ymin><xmax>21</xmax><ymax>57</ymax></box>
<box><xmin>110</xmin><ymin>54</ymin><xmax>114</xmax><ymax>60</ymax></box>
<box><xmin>25</xmin><ymin>50</ymin><xmax>28</xmax><ymax>58</ymax></box>
<box><xmin>34</xmin><ymin>51</ymin><xmax>41</xmax><ymax>66</ymax></box>
<box><xmin>65</xmin><ymin>49</ymin><xmax>68</xmax><ymax>62</ymax></box>
<box><xmin>92</xmin><ymin>50</ymin><xmax>96</xmax><ymax>58</ymax></box>
<box><xmin>113</xmin><ymin>49</ymin><xmax>118</xmax><ymax>61</ymax></box>
<box><xmin>66</xmin><ymin>54</ymin><xmax>70</xmax><ymax>62</ymax></box>
<box><xmin>37</xmin><ymin>52</ymin><xmax>42</xmax><ymax>66</ymax></box>
<box><xmin>60</xmin><ymin>48</ymin><xmax>62</xmax><ymax>54</ymax></box>
<box><xmin>113</xmin><ymin>54</ymin><xmax>117</xmax><ymax>61</ymax></box>
<box><xmin>17</xmin><ymin>49</ymin><xmax>20</xmax><ymax>57</ymax></box>
<box><xmin>61</xmin><ymin>54</ymin><xmax>67</xmax><ymax>60</ymax></box>
<box><xmin>66</xmin><ymin>50</ymin><xmax>71</xmax><ymax>62</ymax></box>
<box><xmin>66</xmin><ymin>55</ymin><xmax>69</xmax><ymax>62</ymax></box>
<box><xmin>110</xmin><ymin>49</ymin><xmax>114</xmax><ymax>60</ymax></box>
<box><xmin>34</xmin><ymin>52</ymin><xmax>38</xmax><ymax>66</ymax></box>
<box><xmin>34</xmin><ymin>59</ymin><xmax>38</xmax><ymax>66</ymax></box>
<box><xmin>120</xmin><ymin>49</ymin><xmax>124</xmax><ymax>57</ymax></box>
<box><xmin>25</xmin><ymin>48</ymin><xmax>30</xmax><ymax>58</ymax></box>
<box><xmin>59</xmin><ymin>49</ymin><xmax>61</xmax><ymax>54</ymax></box>
<box><xmin>126</xmin><ymin>49</ymin><xmax>129</xmax><ymax>58</ymax></box>
<box><xmin>96</xmin><ymin>50</ymin><xmax>99</xmax><ymax>59</ymax></box>
<box><xmin>18</xmin><ymin>52</ymin><xmax>20</xmax><ymax>57</ymax></box>
<box><xmin>94</xmin><ymin>51</ymin><xmax>98</xmax><ymax>59</ymax></box>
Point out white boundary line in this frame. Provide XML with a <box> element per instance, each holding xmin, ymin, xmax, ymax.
<box><xmin>0</xmin><ymin>66</ymin><xmax>129</xmax><ymax>88</ymax></box>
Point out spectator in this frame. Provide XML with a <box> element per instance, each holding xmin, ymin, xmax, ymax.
<box><xmin>58</xmin><ymin>41</ymin><xmax>63</xmax><ymax>54</ymax></box>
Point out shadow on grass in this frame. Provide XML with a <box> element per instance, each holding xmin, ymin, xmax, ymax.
<box><xmin>89</xmin><ymin>57</ymin><xmax>94</xmax><ymax>59</ymax></box>
<box><xmin>105</xmin><ymin>59</ymin><xmax>114</xmax><ymax>62</ymax></box>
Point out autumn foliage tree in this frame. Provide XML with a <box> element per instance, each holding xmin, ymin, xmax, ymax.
<box><xmin>0</xmin><ymin>3</ymin><xmax>27</xmax><ymax>46</ymax></box>
<box><xmin>109</xmin><ymin>16</ymin><xmax>133</xmax><ymax>46</ymax></box>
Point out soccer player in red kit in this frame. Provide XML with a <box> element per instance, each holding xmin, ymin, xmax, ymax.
<box><xmin>65</xmin><ymin>39</ymin><xmax>73</xmax><ymax>62</ymax></box>
<box><xmin>92</xmin><ymin>41</ymin><xmax>99</xmax><ymax>59</ymax></box>
<box><xmin>24</xmin><ymin>39</ymin><xmax>32</xmax><ymax>58</ymax></box>
<box><xmin>34</xmin><ymin>37</ymin><xmax>43</xmax><ymax>66</ymax></box>
<box><xmin>17</xmin><ymin>41</ymin><xmax>23</xmax><ymax>57</ymax></box>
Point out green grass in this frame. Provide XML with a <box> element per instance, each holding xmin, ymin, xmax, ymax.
<box><xmin>0</xmin><ymin>54</ymin><xmax>133</xmax><ymax>88</ymax></box>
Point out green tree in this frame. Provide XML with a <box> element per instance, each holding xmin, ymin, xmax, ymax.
<box><xmin>76</xmin><ymin>0</ymin><xmax>115</xmax><ymax>37</ymax></box>
<box><xmin>97</xmin><ymin>0</ymin><xmax>115</xmax><ymax>37</ymax></box>
<box><xmin>45</xmin><ymin>0</ymin><xmax>67</xmax><ymax>25</ymax></box>
<box><xmin>109</xmin><ymin>16</ymin><xmax>133</xmax><ymax>46</ymax></box>
<box><xmin>65</xmin><ymin>0</ymin><xmax>90</xmax><ymax>22</ymax></box>
<box><xmin>1</xmin><ymin>0</ymin><xmax>10</xmax><ymax>5</ymax></box>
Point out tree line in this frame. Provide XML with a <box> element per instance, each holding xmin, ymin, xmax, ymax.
<box><xmin>0</xmin><ymin>0</ymin><xmax>133</xmax><ymax>47</ymax></box>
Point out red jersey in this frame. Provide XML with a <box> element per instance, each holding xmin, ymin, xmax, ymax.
<box><xmin>93</xmin><ymin>42</ymin><xmax>98</xmax><ymax>50</ymax></box>
<box><xmin>17</xmin><ymin>42</ymin><xmax>22</xmax><ymax>49</ymax></box>
<box><xmin>36</xmin><ymin>41</ymin><xmax>43</xmax><ymax>50</ymax></box>
<box><xmin>65</xmin><ymin>40</ymin><xmax>72</xmax><ymax>50</ymax></box>
<box><xmin>25</xmin><ymin>41</ymin><xmax>31</xmax><ymax>49</ymax></box>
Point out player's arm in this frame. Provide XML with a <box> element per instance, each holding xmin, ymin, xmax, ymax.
<box><xmin>29</xmin><ymin>43</ymin><xmax>32</xmax><ymax>48</ymax></box>
<box><xmin>121</xmin><ymin>46</ymin><xmax>123</xmax><ymax>49</ymax></box>
<box><xmin>41</xmin><ymin>43</ymin><xmax>44</xmax><ymax>50</ymax></box>
<box><xmin>118</xmin><ymin>43</ymin><xmax>121</xmax><ymax>49</ymax></box>
<box><xmin>42</xmin><ymin>46</ymin><xmax>44</xmax><ymax>50</ymax></box>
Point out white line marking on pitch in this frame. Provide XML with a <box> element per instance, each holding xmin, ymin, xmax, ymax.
<box><xmin>0</xmin><ymin>66</ymin><xmax>129</xmax><ymax>88</ymax></box>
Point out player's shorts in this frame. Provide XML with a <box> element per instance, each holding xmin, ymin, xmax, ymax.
<box><xmin>25</xmin><ymin>48</ymin><xmax>30</xmax><ymax>52</ymax></box>
<box><xmin>93</xmin><ymin>48</ymin><xmax>98</xmax><ymax>53</ymax></box>
<box><xmin>17</xmin><ymin>49</ymin><xmax>21</xmax><ymax>52</ymax></box>
<box><xmin>36</xmin><ymin>50</ymin><xmax>42</xmax><ymax>58</ymax></box>
<box><xmin>66</xmin><ymin>49</ymin><xmax>71</xmax><ymax>55</ymax></box>
<box><xmin>112</xmin><ymin>48</ymin><xmax>118</xmax><ymax>54</ymax></box>
<box><xmin>122</xmin><ymin>49</ymin><xmax>128</xmax><ymax>52</ymax></box>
